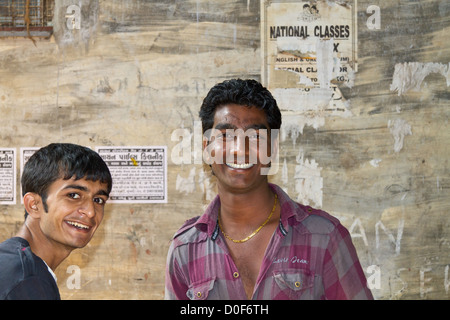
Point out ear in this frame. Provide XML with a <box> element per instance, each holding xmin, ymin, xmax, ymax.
<box><xmin>202</xmin><ymin>134</ymin><xmax>212</xmax><ymax>165</ymax></box>
<box><xmin>23</xmin><ymin>193</ymin><xmax>43</xmax><ymax>219</ymax></box>
<box><xmin>202</xmin><ymin>135</ymin><xmax>209</xmax><ymax>150</ymax></box>
<box><xmin>270</xmin><ymin>132</ymin><xmax>279</xmax><ymax>159</ymax></box>
<box><xmin>261</xmin><ymin>131</ymin><xmax>280</xmax><ymax>176</ymax></box>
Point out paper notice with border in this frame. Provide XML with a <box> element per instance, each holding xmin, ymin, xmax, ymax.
<box><xmin>19</xmin><ymin>147</ymin><xmax>43</xmax><ymax>204</ymax></box>
<box><xmin>261</xmin><ymin>0</ymin><xmax>357</xmax><ymax>131</ymax></box>
<box><xmin>96</xmin><ymin>146</ymin><xmax>167</xmax><ymax>203</ymax></box>
<box><xmin>20</xmin><ymin>147</ymin><xmax>41</xmax><ymax>172</ymax></box>
<box><xmin>0</xmin><ymin>148</ymin><xmax>16</xmax><ymax>205</ymax></box>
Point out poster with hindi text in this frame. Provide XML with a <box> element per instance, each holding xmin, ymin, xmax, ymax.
<box><xmin>0</xmin><ymin>148</ymin><xmax>16</xmax><ymax>205</ymax></box>
<box><xmin>96</xmin><ymin>146</ymin><xmax>167</xmax><ymax>204</ymax></box>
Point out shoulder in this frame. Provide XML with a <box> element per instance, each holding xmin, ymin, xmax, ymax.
<box><xmin>173</xmin><ymin>216</ymin><xmax>200</xmax><ymax>238</ymax></box>
<box><xmin>0</xmin><ymin>238</ymin><xmax>31</xmax><ymax>299</ymax></box>
<box><xmin>299</xmin><ymin>205</ymin><xmax>342</xmax><ymax>234</ymax></box>
<box><xmin>269</xmin><ymin>183</ymin><xmax>345</xmax><ymax>236</ymax></box>
<box><xmin>287</xmin><ymin>198</ymin><xmax>345</xmax><ymax>237</ymax></box>
<box><xmin>0</xmin><ymin>238</ymin><xmax>60</xmax><ymax>300</ymax></box>
<box><xmin>169</xmin><ymin>216</ymin><xmax>203</xmax><ymax>248</ymax></box>
<box><xmin>0</xmin><ymin>237</ymin><xmax>30</xmax><ymax>272</ymax></box>
<box><xmin>169</xmin><ymin>197</ymin><xmax>221</xmax><ymax>249</ymax></box>
<box><xmin>271</xmin><ymin>184</ymin><xmax>340</xmax><ymax>233</ymax></box>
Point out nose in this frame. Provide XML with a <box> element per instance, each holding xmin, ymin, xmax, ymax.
<box><xmin>79</xmin><ymin>199</ymin><xmax>96</xmax><ymax>218</ymax></box>
<box><xmin>227</xmin><ymin>129</ymin><xmax>247</xmax><ymax>163</ymax></box>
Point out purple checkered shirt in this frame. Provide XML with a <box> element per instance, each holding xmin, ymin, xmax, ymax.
<box><xmin>165</xmin><ymin>184</ymin><xmax>373</xmax><ymax>300</ymax></box>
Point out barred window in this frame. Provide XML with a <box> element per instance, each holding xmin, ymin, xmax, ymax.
<box><xmin>0</xmin><ymin>0</ymin><xmax>54</xmax><ymax>37</ymax></box>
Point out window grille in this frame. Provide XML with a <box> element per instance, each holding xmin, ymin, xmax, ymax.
<box><xmin>0</xmin><ymin>0</ymin><xmax>54</xmax><ymax>38</ymax></box>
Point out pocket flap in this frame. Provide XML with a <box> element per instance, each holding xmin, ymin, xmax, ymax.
<box><xmin>186</xmin><ymin>279</ymin><xmax>215</xmax><ymax>300</ymax></box>
<box><xmin>273</xmin><ymin>269</ymin><xmax>314</xmax><ymax>291</ymax></box>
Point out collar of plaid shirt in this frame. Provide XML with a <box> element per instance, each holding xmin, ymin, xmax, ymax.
<box><xmin>179</xmin><ymin>183</ymin><xmax>312</xmax><ymax>240</ymax></box>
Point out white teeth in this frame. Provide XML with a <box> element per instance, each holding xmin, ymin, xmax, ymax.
<box><xmin>67</xmin><ymin>221</ymin><xmax>90</xmax><ymax>230</ymax></box>
<box><xmin>226</xmin><ymin>163</ymin><xmax>254</xmax><ymax>169</ymax></box>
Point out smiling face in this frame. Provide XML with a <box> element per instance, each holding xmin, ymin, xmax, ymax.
<box><xmin>205</xmin><ymin>103</ymin><xmax>276</xmax><ymax>193</ymax></box>
<box><xmin>33</xmin><ymin>176</ymin><xmax>109</xmax><ymax>250</ymax></box>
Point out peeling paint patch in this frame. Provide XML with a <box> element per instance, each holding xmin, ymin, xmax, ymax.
<box><xmin>176</xmin><ymin>167</ymin><xmax>196</xmax><ymax>194</ymax></box>
<box><xmin>316</xmin><ymin>39</ymin><xmax>334</xmax><ymax>89</ymax></box>
<box><xmin>53</xmin><ymin>0</ymin><xmax>100</xmax><ymax>51</ymax></box>
<box><xmin>370</xmin><ymin>159</ymin><xmax>382</xmax><ymax>167</ymax></box>
<box><xmin>274</xmin><ymin>87</ymin><xmax>333</xmax><ymax>112</ymax></box>
<box><xmin>281</xmin><ymin>158</ymin><xmax>289</xmax><ymax>186</ymax></box>
<box><xmin>390</xmin><ymin>62</ymin><xmax>450</xmax><ymax>96</ymax></box>
<box><xmin>388</xmin><ymin>119</ymin><xmax>412</xmax><ymax>153</ymax></box>
<box><xmin>197</xmin><ymin>169</ymin><xmax>216</xmax><ymax>201</ymax></box>
<box><xmin>274</xmin><ymin>87</ymin><xmax>353</xmax><ymax>144</ymax></box>
<box><xmin>294</xmin><ymin>151</ymin><xmax>323</xmax><ymax>208</ymax></box>
<box><xmin>274</xmin><ymin>87</ymin><xmax>329</xmax><ymax>143</ymax></box>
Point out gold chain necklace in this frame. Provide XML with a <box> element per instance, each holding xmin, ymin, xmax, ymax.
<box><xmin>218</xmin><ymin>194</ymin><xmax>278</xmax><ymax>243</ymax></box>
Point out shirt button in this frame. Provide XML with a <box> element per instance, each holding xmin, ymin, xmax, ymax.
<box><xmin>233</xmin><ymin>272</ymin><xmax>239</xmax><ymax>278</ymax></box>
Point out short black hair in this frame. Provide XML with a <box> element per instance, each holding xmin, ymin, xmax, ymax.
<box><xmin>199</xmin><ymin>79</ymin><xmax>282</xmax><ymax>134</ymax></box>
<box><xmin>21</xmin><ymin>143</ymin><xmax>112</xmax><ymax>218</ymax></box>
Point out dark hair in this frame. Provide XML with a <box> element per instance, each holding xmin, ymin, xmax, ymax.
<box><xmin>199</xmin><ymin>79</ymin><xmax>282</xmax><ymax>134</ymax></box>
<box><xmin>22</xmin><ymin>143</ymin><xmax>112</xmax><ymax>218</ymax></box>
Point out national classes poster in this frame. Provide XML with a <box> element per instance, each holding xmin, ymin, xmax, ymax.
<box><xmin>261</xmin><ymin>0</ymin><xmax>357</xmax><ymax>90</ymax></box>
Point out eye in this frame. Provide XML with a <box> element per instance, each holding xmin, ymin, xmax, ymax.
<box><xmin>68</xmin><ymin>193</ymin><xmax>81</xmax><ymax>199</ymax></box>
<box><xmin>249</xmin><ymin>133</ymin><xmax>260</xmax><ymax>140</ymax></box>
<box><xmin>224</xmin><ymin>131</ymin><xmax>235</xmax><ymax>140</ymax></box>
<box><xmin>94</xmin><ymin>197</ymin><xmax>106</xmax><ymax>205</ymax></box>
<box><xmin>210</xmin><ymin>131</ymin><xmax>223</xmax><ymax>141</ymax></box>
<box><xmin>256</xmin><ymin>130</ymin><xmax>268</xmax><ymax>140</ymax></box>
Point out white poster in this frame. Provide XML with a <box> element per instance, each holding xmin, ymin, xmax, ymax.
<box><xmin>261</xmin><ymin>0</ymin><xmax>357</xmax><ymax>89</ymax></box>
<box><xmin>96</xmin><ymin>146</ymin><xmax>167</xmax><ymax>203</ymax></box>
<box><xmin>0</xmin><ymin>148</ymin><xmax>16</xmax><ymax>205</ymax></box>
<box><xmin>261</xmin><ymin>0</ymin><xmax>358</xmax><ymax>120</ymax></box>
<box><xmin>20</xmin><ymin>147</ymin><xmax>40</xmax><ymax>173</ymax></box>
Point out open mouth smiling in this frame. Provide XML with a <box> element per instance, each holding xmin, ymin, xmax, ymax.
<box><xmin>226</xmin><ymin>163</ymin><xmax>254</xmax><ymax>170</ymax></box>
<box><xmin>65</xmin><ymin>220</ymin><xmax>92</xmax><ymax>231</ymax></box>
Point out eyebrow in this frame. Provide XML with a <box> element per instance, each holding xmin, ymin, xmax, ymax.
<box><xmin>214</xmin><ymin>123</ymin><xmax>237</xmax><ymax>130</ymax></box>
<box><xmin>214</xmin><ymin>123</ymin><xmax>269</xmax><ymax>131</ymax></box>
<box><xmin>63</xmin><ymin>184</ymin><xmax>110</xmax><ymax>197</ymax></box>
<box><xmin>245</xmin><ymin>124</ymin><xmax>270</xmax><ymax>131</ymax></box>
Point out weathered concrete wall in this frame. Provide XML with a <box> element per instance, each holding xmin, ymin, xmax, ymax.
<box><xmin>0</xmin><ymin>0</ymin><xmax>448</xmax><ymax>299</ymax></box>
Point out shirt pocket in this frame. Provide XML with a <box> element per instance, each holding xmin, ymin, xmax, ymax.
<box><xmin>273</xmin><ymin>269</ymin><xmax>315</xmax><ymax>299</ymax></box>
<box><xmin>186</xmin><ymin>279</ymin><xmax>215</xmax><ymax>300</ymax></box>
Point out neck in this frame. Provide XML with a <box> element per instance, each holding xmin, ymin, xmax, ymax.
<box><xmin>16</xmin><ymin>219</ymin><xmax>72</xmax><ymax>271</ymax></box>
<box><xmin>218</xmin><ymin>183</ymin><xmax>275</xmax><ymax>225</ymax></box>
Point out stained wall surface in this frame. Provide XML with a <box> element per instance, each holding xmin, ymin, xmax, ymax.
<box><xmin>0</xmin><ymin>0</ymin><xmax>448</xmax><ymax>300</ymax></box>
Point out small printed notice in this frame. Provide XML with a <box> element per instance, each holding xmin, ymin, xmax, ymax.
<box><xmin>19</xmin><ymin>147</ymin><xmax>41</xmax><ymax>204</ymax></box>
<box><xmin>20</xmin><ymin>147</ymin><xmax>40</xmax><ymax>172</ymax></box>
<box><xmin>0</xmin><ymin>148</ymin><xmax>16</xmax><ymax>205</ymax></box>
<box><xmin>96</xmin><ymin>146</ymin><xmax>167</xmax><ymax>203</ymax></box>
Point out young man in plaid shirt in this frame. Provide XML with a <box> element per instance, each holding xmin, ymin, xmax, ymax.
<box><xmin>165</xmin><ymin>79</ymin><xmax>373</xmax><ymax>300</ymax></box>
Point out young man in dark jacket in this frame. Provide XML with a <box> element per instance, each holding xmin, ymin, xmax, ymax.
<box><xmin>0</xmin><ymin>143</ymin><xmax>112</xmax><ymax>300</ymax></box>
